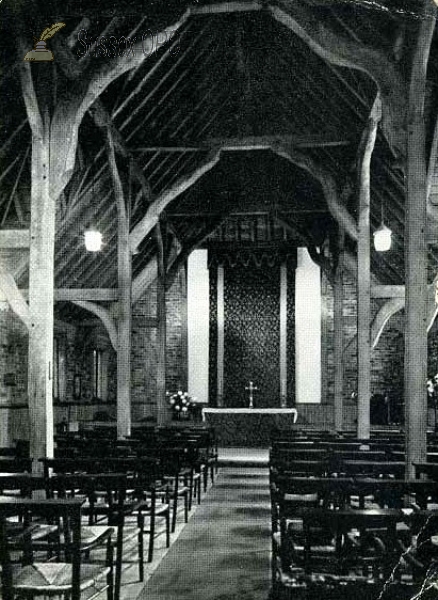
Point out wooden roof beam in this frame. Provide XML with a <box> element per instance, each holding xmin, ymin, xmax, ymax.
<box><xmin>274</xmin><ymin>212</ymin><xmax>334</xmax><ymax>284</ymax></box>
<box><xmin>191</xmin><ymin>2</ymin><xmax>262</xmax><ymax>14</ymax></box>
<box><xmin>57</xmin><ymin>288</ymin><xmax>118</xmax><ymax>302</ymax></box>
<box><xmin>120</xmin><ymin>22</ymin><xmax>213</xmax><ymax>136</ymax></box>
<box><xmin>1</xmin><ymin>148</ymin><xmax>29</xmax><ymax>227</ymax></box>
<box><xmin>270</xmin><ymin>142</ymin><xmax>358</xmax><ymax>242</ymax></box>
<box><xmin>0</xmin><ymin>289</ymin><xmax>118</xmax><ymax>302</ymax></box>
<box><xmin>371</xmin><ymin>285</ymin><xmax>405</xmax><ymax>298</ymax></box>
<box><xmin>60</xmin><ymin>1</ymin><xmax>263</xmax><ymax>17</ymax></box>
<box><xmin>0</xmin><ymin>230</ymin><xmax>30</xmax><ymax>249</ymax></box>
<box><xmin>73</xmin><ymin>301</ymin><xmax>118</xmax><ymax>351</ymax></box>
<box><xmin>129</xmin><ymin>149</ymin><xmax>222</xmax><ymax>254</ymax></box>
<box><xmin>131</xmin><ymin>135</ymin><xmax>350</xmax><ymax>152</ymax></box>
<box><xmin>0</xmin><ymin>266</ymin><xmax>30</xmax><ymax>330</ymax></box>
<box><xmin>268</xmin><ymin>0</ymin><xmax>407</xmax><ymax>158</ymax></box>
<box><xmin>371</xmin><ymin>298</ymin><xmax>404</xmax><ymax>348</ymax></box>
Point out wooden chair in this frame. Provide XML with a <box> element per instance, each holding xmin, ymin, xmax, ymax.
<box><xmin>129</xmin><ymin>458</ymin><xmax>171</xmax><ymax>562</ymax></box>
<box><xmin>46</xmin><ymin>456</ymin><xmax>172</xmax><ymax>563</ymax></box>
<box><xmin>276</xmin><ymin>507</ymin><xmax>410</xmax><ymax>600</ymax></box>
<box><xmin>47</xmin><ymin>472</ymin><xmax>144</xmax><ymax>600</ymax></box>
<box><xmin>136</xmin><ymin>447</ymin><xmax>190</xmax><ymax>533</ymax></box>
<box><xmin>0</xmin><ymin>497</ymin><xmax>114</xmax><ymax>600</ymax></box>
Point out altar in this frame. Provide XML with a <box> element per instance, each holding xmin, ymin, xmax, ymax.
<box><xmin>202</xmin><ymin>407</ymin><xmax>298</xmax><ymax>447</ymax></box>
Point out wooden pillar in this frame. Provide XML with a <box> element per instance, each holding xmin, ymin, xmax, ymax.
<box><xmin>357</xmin><ymin>97</ymin><xmax>381</xmax><ymax>440</ymax></box>
<box><xmin>405</xmin><ymin>5</ymin><xmax>435</xmax><ymax>479</ymax></box>
<box><xmin>28</xmin><ymin>127</ymin><xmax>55</xmax><ymax>469</ymax></box>
<box><xmin>156</xmin><ymin>221</ymin><xmax>168</xmax><ymax>425</ymax></box>
<box><xmin>333</xmin><ymin>236</ymin><xmax>344</xmax><ymax>432</ymax></box>
<box><xmin>107</xmin><ymin>130</ymin><xmax>132</xmax><ymax>439</ymax></box>
<box><xmin>280</xmin><ymin>261</ymin><xmax>288</xmax><ymax>407</ymax></box>
<box><xmin>116</xmin><ymin>216</ymin><xmax>132</xmax><ymax>439</ymax></box>
<box><xmin>217</xmin><ymin>263</ymin><xmax>225</xmax><ymax>407</ymax></box>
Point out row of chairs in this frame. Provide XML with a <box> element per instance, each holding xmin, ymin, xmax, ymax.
<box><xmin>0</xmin><ymin>486</ymin><xmax>115</xmax><ymax>600</ymax></box>
<box><xmin>269</xmin><ymin>432</ymin><xmax>438</xmax><ymax>599</ymax></box>
<box><xmin>271</xmin><ymin>483</ymin><xmax>438</xmax><ymax>598</ymax></box>
<box><xmin>55</xmin><ymin>424</ymin><xmax>218</xmax><ymax>495</ymax></box>
<box><xmin>0</xmin><ymin>426</ymin><xmax>219</xmax><ymax>600</ymax></box>
<box><xmin>0</xmin><ymin>463</ymin><xmax>206</xmax><ymax>600</ymax></box>
<box><xmin>40</xmin><ymin>453</ymin><xmax>191</xmax><ymax>558</ymax></box>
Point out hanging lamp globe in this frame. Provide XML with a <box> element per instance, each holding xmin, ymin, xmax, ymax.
<box><xmin>373</xmin><ymin>223</ymin><xmax>392</xmax><ymax>252</ymax></box>
<box><xmin>84</xmin><ymin>229</ymin><xmax>103</xmax><ymax>252</ymax></box>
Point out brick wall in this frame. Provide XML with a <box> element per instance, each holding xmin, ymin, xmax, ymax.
<box><xmin>131</xmin><ymin>265</ymin><xmax>424</xmax><ymax>428</ymax></box>
<box><xmin>320</xmin><ymin>272</ymin><xmax>406</xmax><ymax>428</ymax></box>
<box><xmin>131</xmin><ymin>266</ymin><xmax>187</xmax><ymax>420</ymax></box>
<box><xmin>0</xmin><ymin>307</ymin><xmax>29</xmax><ymax>445</ymax></box>
<box><xmin>1</xmin><ymin>260</ymin><xmax>437</xmax><ymax>438</ymax></box>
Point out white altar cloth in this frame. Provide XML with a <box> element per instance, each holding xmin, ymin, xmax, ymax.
<box><xmin>202</xmin><ymin>407</ymin><xmax>298</xmax><ymax>423</ymax></box>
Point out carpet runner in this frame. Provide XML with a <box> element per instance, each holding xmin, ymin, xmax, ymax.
<box><xmin>138</xmin><ymin>466</ymin><xmax>271</xmax><ymax>600</ymax></box>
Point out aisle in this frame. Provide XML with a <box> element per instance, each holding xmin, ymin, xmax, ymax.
<box><xmin>138</xmin><ymin>467</ymin><xmax>272</xmax><ymax>600</ymax></box>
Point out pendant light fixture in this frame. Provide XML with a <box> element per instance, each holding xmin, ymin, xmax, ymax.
<box><xmin>84</xmin><ymin>174</ymin><xmax>103</xmax><ymax>251</ymax></box>
<box><xmin>84</xmin><ymin>229</ymin><xmax>103</xmax><ymax>252</ymax></box>
<box><xmin>373</xmin><ymin>197</ymin><xmax>392</xmax><ymax>252</ymax></box>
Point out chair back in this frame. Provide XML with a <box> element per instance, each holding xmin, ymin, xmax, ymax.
<box><xmin>47</xmin><ymin>472</ymin><xmax>129</xmax><ymax>526</ymax></box>
<box><xmin>0</xmin><ymin>498</ymin><xmax>84</xmax><ymax>600</ymax></box>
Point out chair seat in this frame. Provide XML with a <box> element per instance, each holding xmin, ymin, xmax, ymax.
<box><xmin>80</xmin><ymin>525</ymin><xmax>115</xmax><ymax>547</ymax></box>
<box><xmin>285</xmin><ymin>519</ymin><xmax>304</xmax><ymax>533</ymax></box>
<box><xmin>0</xmin><ymin>489</ymin><xmax>23</xmax><ymax>496</ymax></box>
<box><xmin>7</xmin><ymin>521</ymin><xmax>59</xmax><ymax>542</ymax></box>
<box><xmin>292</xmin><ymin>544</ymin><xmax>336</xmax><ymax>555</ymax></box>
<box><xmin>284</xmin><ymin>493</ymin><xmax>319</xmax><ymax>503</ymax></box>
<box><xmin>13</xmin><ymin>562</ymin><xmax>111</xmax><ymax>593</ymax></box>
<box><xmin>119</xmin><ymin>525</ymin><xmax>140</xmax><ymax>542</ymax></box>
<box><xmin>175</xmin><ymin>486</ymin><xmax>189</xmax><ymax>496</ymax></box>
<box><xmin>140</xmin><ymin>503</ymin><xmax>170</xmax><ymax>517</ymax></box>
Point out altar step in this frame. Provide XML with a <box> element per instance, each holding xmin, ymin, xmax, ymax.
<box><xmin>218</xmin><ymin>447</ymin><xmax>269</xmax><ymax>468</ymax></box>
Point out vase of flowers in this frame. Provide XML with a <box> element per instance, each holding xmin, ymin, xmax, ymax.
<box><xmin>167</xmin><ymin>390</ymin><xmax>195</xmax><ymax>420</ymax></box>
<box><xmin>427</xmin><ymin>375</ymin><xmax>438</xmax><ymax>431</ymax></box>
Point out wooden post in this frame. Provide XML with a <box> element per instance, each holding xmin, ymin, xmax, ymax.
<box><xmin>28</xmin><ymin>126</ymin><xmax>55</xmax><ymax>469</ymax></box>
<box><xmin>106</xmin><ymin>130</ymin><xmax>132</xmax><ymax>439</ymax></box>
<box><xmin>334</xmin><ymin>233</ymin><xmax>345</xmax><ymax>432</ymax></box>
<box><xmin>357</xmin><ymin>96</ymin><xmax>381</xmax><ymax>440</ymax></box>
<box><xmin>217</xmin><ymin>264</ymin><xmax>225</xmax><ymax>407</ymax></box>
<box><xmin>156</xmin><ymin>221</ymin><xmax>168</xmax><ymax>425</ymax></box>
<box><xmin>405</xmin><ymin>4</ymin><xmax>435</xmax><ymax>479</ymax></box>
<box><xmin>116</xmin><ymin>222</ymin><xmax>132</xmax><ymax>440</ymax></box>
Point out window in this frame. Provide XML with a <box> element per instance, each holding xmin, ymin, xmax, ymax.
<box><xmin>53</xmin><ymin>337</ymin><xmax>66</xmax><ymax>402</ymax></box>
<box><xmin>92</xmin><ymin>348</ymin><xmax>108</xmax><ymax>401</ymax></box>
<box><xmin>92</xmin><ymin>349</ymin><xmax>102</xmax><ymax>399</ymax></box>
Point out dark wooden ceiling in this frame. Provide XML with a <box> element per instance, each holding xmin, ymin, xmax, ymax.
<box><xmin>1</xmin><ymin>0</ymin><xmax>438</xmax><ymax>323</ymax></box>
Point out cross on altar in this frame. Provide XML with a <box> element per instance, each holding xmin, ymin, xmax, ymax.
<box><xmin>245</xmin><ymin>381</ymin><xmax>258</xmax><ymax>408</ymax></box>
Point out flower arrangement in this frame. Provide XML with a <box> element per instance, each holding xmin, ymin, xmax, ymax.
<box><xmin>427</xmin><ymin>375</ymin><xmax>438</xmax><ymax>405</ymax></box>
<box><xmin>166</xmin><ymin>390</ymin><xmax>196</xmax><ymax>416</ymax></box>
